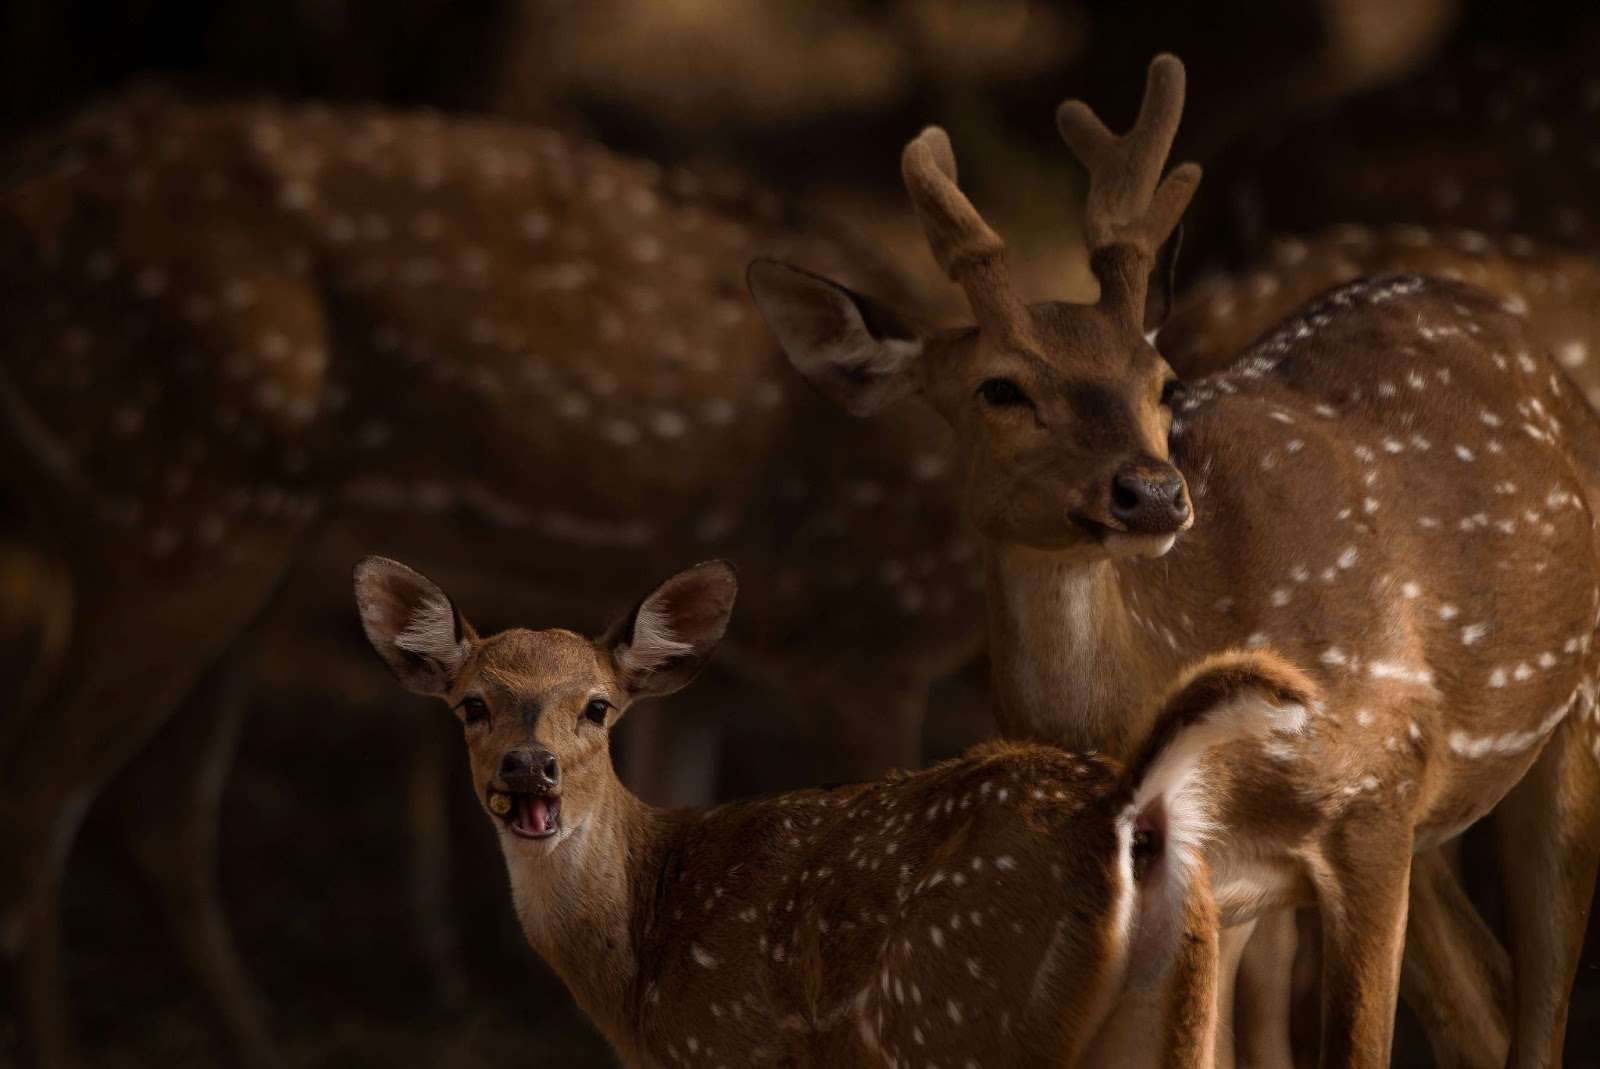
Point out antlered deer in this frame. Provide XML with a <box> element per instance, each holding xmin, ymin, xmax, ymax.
<box><xmin>354</xmin><ymin>553</ymin><xmax>1324</xmax><ymax>1068</ymax></box>
<box><xmin>749</xmin><ymin>54</ymin><xmax>1600</xmax><ymax>1069</ymax></box>
<box><xmin>1154</xmin><ymin>45</ymin><xmax>1600</xmax><ymax>1065</ymax></box>
<box><xmin>0</xmin><ymin>89</ymin><xmax>982</xmax><ymax>1065</ymax></box>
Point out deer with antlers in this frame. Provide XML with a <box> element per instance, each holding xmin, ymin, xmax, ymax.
<box><xmin>353</xmin><ymin>553</ymin><xmax>1337</xmax><ymax>1068</ymax></box>
<box><xmin>0</xmin><ymin>89</ymin><xmax>986</xmax><ymax>1065</ymax></box>
<box><xmin>749</xmin><ymin>54</ymin><xmax>1600</xmax><ymax>1068</ymax></box>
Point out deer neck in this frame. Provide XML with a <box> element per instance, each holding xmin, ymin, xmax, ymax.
<box><xmin>986</xmin><ymin>543</ymin><xmax>1172</xmax><ymax>760</ymax></box>
<box><xmin>501</xmin><ymin>768</ymin><xmax>675</xmax><ymax>1061</ymax></box>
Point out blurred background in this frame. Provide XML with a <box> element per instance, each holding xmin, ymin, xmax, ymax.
<box><xmin>3</xmin><ymin>0</ymin><xmax>1600</xmax><ymax>1065</ymax></box>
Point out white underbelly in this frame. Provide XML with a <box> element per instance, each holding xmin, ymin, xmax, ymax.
<box><xmin>1212</xmin><ymin>853</ymin><xmax>1311</xmax><ymax>926</ymax></box>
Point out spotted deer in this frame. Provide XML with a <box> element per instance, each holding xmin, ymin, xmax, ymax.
<box><xmin>353</xmin><ymin>554</ymin><xmax>1332</xmax><ymax>1068</ymax></box>
<box><xmin>0</xmin><ymin>89</ymin><xmax>983</xmax><ymax>1066</ymax></box>
<box><xmin>1162</xmin><ymin>46</ymin><xmax>1600</xmax><ymax>410</ymax></box>
<box><xmin>748</xmin><ymin>54</ymin><xmax>1600</xmax><ymax>1069</ymax></box>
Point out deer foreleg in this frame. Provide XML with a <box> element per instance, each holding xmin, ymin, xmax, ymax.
<box><xmin>1313</xmin><ymin>821</ymin><xmax>1412</xmax><ymax>1069</ymax></box>
<box><xmin>1398</xmin><ymin>848</ymin><xmax>1510</xmax><ymax>1069</ymax></box>
<box><xmin>1493</xmin><ymin>718</ymin><xmax>1600</xmax><ymax>1069</ymax></box>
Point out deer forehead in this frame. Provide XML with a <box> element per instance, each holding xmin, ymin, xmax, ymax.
<box><xmin>960</xmin><ymin>302</ymin><xmax>1159</xmax><ymax>375</ymax></box>
<box><xmin>470</xmin><ymin>628</ymin><xmax>613</xmax><ymax>697</ymax></box>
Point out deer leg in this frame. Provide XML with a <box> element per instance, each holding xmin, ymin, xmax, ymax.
<box><xmin>1214</xmin><ymin>917</ymin><xmax>1256</xmax><ymax>1069</ymax></box>
<box><xmin>1493</xmin><ymin>719</ymin><xmax>1600</xmax><ymax>1069</ymax></box>
<box><xmin>105</xmin><ymin>656</ymin><xmax>280</xmax><ymax>1069</ymax></box>
<box><xmin>1397</xmin><ymin>849</ymin><xmax>1509</xmax><ymax>1069</ymax></box>
<box><xmin>1</xmin><ymin>802</ymin><xmax>88</xmax><ymax>1069</ymax></box>
<box><xmin>1313</xmin><ymin>821</ymin><xmax>1413</xmax><ymax>1069</ymax></box>
<box><xmin>403</xmin><ymin>703</ymin><xmax>470</xmax><ymax>1011</ymax></box>
<box><xmin>794</xmin><ymin>671</ymin><xmax>929</xmax><ymax>784</ymax></box>
<box><xmin>1232</xmin><ymin>908</ymin><xmax>1297</xmax><ymax>1069</ymax></box>
<box><xmin>619</xmin><ymin>689</ymin><xmax>722</xmax><ymax>807</ymax></box>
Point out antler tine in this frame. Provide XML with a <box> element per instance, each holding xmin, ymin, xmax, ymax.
<box><xmin>901</xmin><ymin>127</ymin><xmax>1031</xmax><ymax>341</ymax></box>
<box><xmin>1056</xmin><ymin>53</ymin><xmax>1202</xmax><ymax>327</ymax></box>
<box><xmin>1056</xmin><ymin>53</ymin><xmax>1199</xmax><ymax>251</ymax></box>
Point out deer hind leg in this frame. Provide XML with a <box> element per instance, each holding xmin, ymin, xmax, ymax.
<box><xmin>789</xmin><ymin>669</ymin><xmax>930</xmax><ymax>784</ymax></box>
<box><xmin>1231</xmin><ymin>908</ymin><xmax>1297</xmax><ymax>1069</ymax></box>
<box><xmin>1</xmin><ymin>799</ymin><xmax>90</xmax><ymax>1069</ymax></box>
<box><xmin>1214</xmin><ymin>918</ymin><xmax>1256</xmax><ymax>1069</ymax></box>
<box><xmin>619</xmin><ymin>683</ymin><xmax>724</xmax><ymax>806</ymax></box>
<box><xmin>1312</xmin><ymin>818</ymin><xmax>1414</xmax><ymax>1069</ymax></box>
<box><xmin>104</xmin><ymin>655</ymin><xmax>280</xmax><ymax>1069</ymax></box>
<box><xmin>1398</xmin><ymin>848</ymin><xmax>1510</xmax><ymax>1069</ymax></box>
<box><xmin>1493</xmin><ymin>718</ymin><xmax>1600</xmax><ymax>1069</ymax></box>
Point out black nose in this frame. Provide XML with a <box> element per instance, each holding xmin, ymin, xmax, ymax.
<box><xmin>500</xmin><ymin>747</ymin><xmax>560</xmax><ymax>790</ymax></box>
<box><xmin>1108</xmin><ymin>462</ymin><xmax>1189</xmax><ymax>534</ymax></box>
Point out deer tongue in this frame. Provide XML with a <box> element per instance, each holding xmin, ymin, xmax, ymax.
<box><xmin>516</xmin><ymin>794</ymin><xmax>553</xmax><ymax>836</ymax></box>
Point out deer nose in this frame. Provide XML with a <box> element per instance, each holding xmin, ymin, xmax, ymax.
<box><xmin>1108</xmin><ymin>462</ymin><xmax>1189</xmax><ymax>534</ymax></box>
<box><xmin>499</xmin><ymin>747</ymin><xmax>560</xmax><ymax>790</ymax></box>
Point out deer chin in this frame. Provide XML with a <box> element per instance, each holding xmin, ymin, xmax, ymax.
<box><xmin>1069</xmin><ymin>513</ymin><xmax>1183</xmax><ymax>559</ymax></box>
<box><xmin>1102</xmin><ymin>530</ymin><xmax>1179</xmax><ymax>559</ymax></box>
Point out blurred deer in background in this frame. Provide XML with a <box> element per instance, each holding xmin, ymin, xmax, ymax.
<box><xmin>0</xmin><ymin>89</ymin><xmax>986</xmax><ymax>1066</ymax></box>
<box><xmin>1165</xmin><ymin>44</ymin><xmax>1600</xmax><ymax>406</ymax></box>
<box><xmin>354</xmin><ymin>554</ymin><xmax>1329</xmax><ymax>1068</ymax></box>
<box><xmin>750</xmin><ymin>53</ymin><xmax>1600</xmax><ymax>1069</ymax></box>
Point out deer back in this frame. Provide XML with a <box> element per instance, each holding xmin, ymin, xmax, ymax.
<box><xmin>1158</xmin><ymin>278</ymin><xmax>1600</xmax><ymax>831</ymax></box>
<box><xmin>632</xmin><ymin>744</ymin><xmax>1130</xmax><ymax>1064</ymax></box>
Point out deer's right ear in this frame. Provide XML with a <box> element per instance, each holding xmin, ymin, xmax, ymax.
<box><xmin>353</xmin><ymin>556</ymin><xmax>475</xmax><ymax>698</ymax></box>
<box><xmin>604</xmin><ymin>560</ymin><xmax>737</xmax><ymax>701</ymax></box>
<box><xmin>747</xmin><ymin>259</ymin><xmax>928</xmax><ymax>417</ymax></box>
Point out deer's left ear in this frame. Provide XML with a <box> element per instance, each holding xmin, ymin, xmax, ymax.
<box><xmin>1144</xmin><ymin>223</ymin><xmax>1183</xmax><ymax>334</ymax></box>
<box><xmin>604</xmin><ymin>560</ymin><xmax>737</xmax><ymax>700</ymax></box>
<box><xmin>747</xmin><ymin>259</ymin><xmax>929</xmax><ymax>417</ymax></box>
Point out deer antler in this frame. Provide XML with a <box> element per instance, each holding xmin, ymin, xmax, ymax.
<box><xmin>901</xmin><ymin>127</ymin><xmax>1032</xmax><ymax>342</ymax></box>
<box><xmin>1056</xmin><ymin>53</ymin><xmax>1202</xmax><ymax>327</ymax></box>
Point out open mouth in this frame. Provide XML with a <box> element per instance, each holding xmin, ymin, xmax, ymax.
<box><xmin>1072</xmin><ymin>512</ymin><xmax>1191</xmax><ymax>544</ymax></box>
<box><xmin>488</xmin><ymin>789</ymin><xmax>562</xmax><ymax>840</ymax></box>
<box><xmin>1071</xmin><ymin>512</ymin><xmax>1121</xmax><ymax>541</ymax></box>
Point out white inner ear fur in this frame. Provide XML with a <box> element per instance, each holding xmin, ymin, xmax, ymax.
<box><xmin>393</xmin><ymin>594</ymin><xmax>469</xmax><ymax>672</ymax></box>
<box><xmin>1129</xmin><ymin>692</ymin><xmax>1307</xmax><ymax>878</ymax></box>
<box><xmin>617</xmin><ymin>602</ymin><xmax>695</xmax><ymax>676</ymax></box>
<box><xmin>786</xmin><ymin>304</ymin><xmax>920</xmax><ymax>382</ymax></box>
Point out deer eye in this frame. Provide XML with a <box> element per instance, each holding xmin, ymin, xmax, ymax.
<box><xmin>978</xmin><ymin>378</ymin><xmax>1028</xmax><ymax>407</ymax></box>
<box><xmin>583</xmin><ymin>698</ymin><xmax>612</xmax><ymax>726</ymax></box>
<box><xmin>461</xmin><ymin>696</ymin><xmax>489</xmax><ymax>724</ymax></box>
<box><xmin>1160</xmin><ymin>379</ymin><xmax>1184</xmax><ymax>407</ymax></box>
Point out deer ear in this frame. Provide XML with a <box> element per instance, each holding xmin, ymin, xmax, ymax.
<box><xmin>1086</xmin><ymin>649</ymin><xmax>1313</xmax><ymax>1065</ymax></box>
<box><xmin>1143</xmin><ymin>223</ymin><xmax>1183</xmax><ymax>335</ymax></box>
<box><xmin>1126</xmin><ymin>649</ymin><xmax>1314</xmax><ymax>891</ymax></box>
<box><xmin>604</xmin><ymin>560</ymin><xmax>737</xmax><ymax>701</ymax></box>
<box><xmin>353</xmin><ymin>556</ymin><xmax>476</xmax><ymax>698</ymax></box>
<box><xmin>747</xmin><ymin>259</ymin><xmax>928</xmax><ymax>417</ymax></box>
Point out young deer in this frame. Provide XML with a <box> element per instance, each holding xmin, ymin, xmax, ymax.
<box><xmin>749</xmin><ymin>54</ymin><xmax>1600</xmax><ymax>1069</ymax></box>
<box><xmin>354</xmin><ymin>553</ymin><xmax>1324</xmax><ymax>1068</ymax></box>
<box><xmin>0</xmin><ymin>89</ymin><xmax>981</xmax><ymax>1065</ymax></box>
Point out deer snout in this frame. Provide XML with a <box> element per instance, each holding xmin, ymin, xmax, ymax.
<box><xmin>500</xmin><ymin>747</ymin><xmax>560</xmax><ymax>791</ymax></box>
<box><xmin>1108</xmin><ymin>459</ymin><xmax>1190</xmax><ymax>534</ymax></box>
